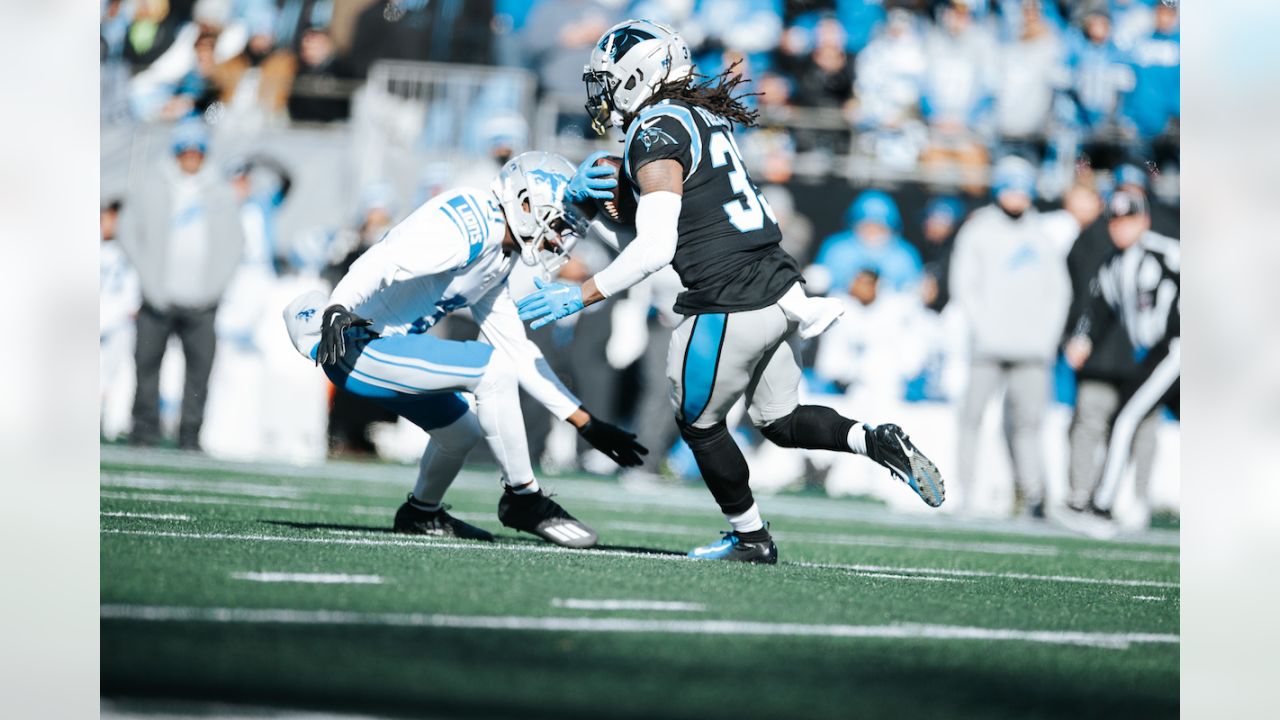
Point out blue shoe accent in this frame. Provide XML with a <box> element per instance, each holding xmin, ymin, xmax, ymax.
<box><xmin>687</xmin><ymin>531</ymin><xmax>739</xmax><ymax>560</ymax></box>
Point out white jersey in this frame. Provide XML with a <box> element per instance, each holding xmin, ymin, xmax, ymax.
<box><xmin>101</xmin><ymin>240</ymin><xmax>140</xmax><ymax>336</ymax></box>
<box><xmin>287</xmin><ymin>187</ymin><xmax>581</xmax><ymax>419</ymax></box>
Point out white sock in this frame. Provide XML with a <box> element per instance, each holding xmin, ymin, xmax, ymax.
<box><xmin>846</xmin><ymin>422</ymin><xmax>870</xmax><ymax>454</ymax></box>
<box><xmin>725</xmin><ymin>503</ymin><xmax>764</xmax><ymax>533</ymax></box>
<box><xmin>411</xmin><ymin>413</ymin><xmax>482</xmax><ymax>508</ymax></box>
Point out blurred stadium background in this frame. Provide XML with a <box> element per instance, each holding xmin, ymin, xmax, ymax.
<box><xmin>99</xmin><ymin>0</ymin><xmax>1181</xmax><ymax>526</ymax></box>
<box><xmin>98</xmin><ymin>1</ymin><xmax>1181</xmax><ymax>716</ymax></box>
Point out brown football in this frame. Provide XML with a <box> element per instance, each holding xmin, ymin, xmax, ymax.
<box><xmin>592</xmin><ymin>155</ymin><xmax>638</xmax><ymax>226</ymax></box>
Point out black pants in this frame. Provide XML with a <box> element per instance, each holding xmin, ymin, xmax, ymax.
<box><xmin>1092</xmin><ymin>336</ymin><xmax>1180</xmax><ymax>511</ymax></box>
<box><xmin>130</xmin><ymin>302</ymin><xmax>218</xmax><ymax>448</ymax></box>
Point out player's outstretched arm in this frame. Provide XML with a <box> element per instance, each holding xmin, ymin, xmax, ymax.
<box><xmin>474</xmin><ymin>286</ymin><xmax>647</xmax><ymax>467</ymax></box>
<box><xmin>517</xmin><ymin>159</ymin><xmax>684</xmax><ymax>329</ymax></box>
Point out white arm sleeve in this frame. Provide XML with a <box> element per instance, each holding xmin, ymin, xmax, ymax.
<box><xmin>328</xmin><ymin>213</ymin><xmax>472</xmax><ymax>310</ymax></box>
<box><xmin>472</xmin><ymin>284</ymin><xmax>581</xmax><ymax>420</ymax></box>
<box><xmin>591</xmin><ymin>191</ymin><xmax>682</xmax><ymax>299</ymax></box>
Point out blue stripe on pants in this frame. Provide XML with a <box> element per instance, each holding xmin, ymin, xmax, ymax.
<box><xmin>317</xmin><ymin>333</ymin><xmax>493</xmax><ymax>426</ymax></box>
<box><xmin>681</xmin><ymin>313</ymin><xmax>727</xmax><ymax>424</ymax></box>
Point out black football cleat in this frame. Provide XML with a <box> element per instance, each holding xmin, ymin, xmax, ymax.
<box><xmin>864</xmin><ymin>423</ymin><xmax>945</xmax><ymax>508</ymax></box>
<box><xmin>687</xmin><ymin>531</ymin><xmax>779</xmax><ymax>565</ymax></box>
<box><xmin>394</xmin><ymin>496</ymin><xmax>495</xmax><ymax>541</ymax></box>
<box><xmin>497</xmin><ymin>488</ymin><xmax>598</xmax><ymax>548</ymax></box>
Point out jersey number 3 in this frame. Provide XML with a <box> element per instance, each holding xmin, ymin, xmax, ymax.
<box><xmin>709</xmin><ymin>131</ymin><xmax>777</xmax><ymax>233</ymax></box>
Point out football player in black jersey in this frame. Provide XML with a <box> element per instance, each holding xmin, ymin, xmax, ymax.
<box><xmin>518</xmin><ymin>19</ymin><xmax>945</xmax><ymax>564</ymax></box>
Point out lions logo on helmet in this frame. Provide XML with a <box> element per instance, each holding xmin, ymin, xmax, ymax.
<box><xmin>583</xmin><ymin>19</ymin><xmax>693</xmax><ymax>135</ymax></box>
<box><xmin>491</xmin><ymin>152</ymin><xmax>583</xmax><ymax>279</ymax></box>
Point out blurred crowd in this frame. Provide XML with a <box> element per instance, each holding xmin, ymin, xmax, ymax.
<box><xmin>103</xmin><ymin>1</ymin><xmax>1180</xmax><ymax>190</ymax></box>
<box><xmin>100</xmin><ymin>0</ymin><xmax>1180</xmax><ymax>525</ymax></box>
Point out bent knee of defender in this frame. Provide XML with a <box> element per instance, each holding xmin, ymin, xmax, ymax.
<box><xmin>430</xmin><ymin>411</ymin><xmax>484</xmax><ymax>455</ymax></box>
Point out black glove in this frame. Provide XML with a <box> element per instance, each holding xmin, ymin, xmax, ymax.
<box><xmin>577</xmin><ymin>417</ymin><xmax>649</xmax><ymax>468</ymax></box>
<box><xmin>315</xmin><ymin>304</ymin><xmax>373</xmax><ymax>366</ymax></box>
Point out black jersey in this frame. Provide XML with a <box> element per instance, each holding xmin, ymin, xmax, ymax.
<box><xmin>622</xmin><ymin>98</ymin><xmax>801</xmax><ymax>315</ymax></box>
<box><xmin>1076</xmin><ymin>231</ymin><xmax>1180</xmax><ymax>351</ymax></box>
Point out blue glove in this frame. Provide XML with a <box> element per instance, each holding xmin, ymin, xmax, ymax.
<box><xmin>564</xmin><ymin>150</ymin><xmax>618</xmax><ymax>203</ymax></box>
<box><xmin>517</xmin><ymin>278</ymin><xmax>585</xmax><ymax>330</ymax></box>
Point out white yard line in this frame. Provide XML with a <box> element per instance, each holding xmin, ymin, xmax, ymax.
<box><xmin>100</xmin><ymin>604</ymin><xmax>1179</xmax><ymax>650</ymax></box>
<box><xmin>100</xmin><ymin>491</ymin><xmax>392</xmax><ymax>517</ymax></box>
<box><xmin>100</xmin><ymin>445</ymin><xmax>1180</xmax><ymax>547</ymax></box>
<box><xmin>607</xmin><ymin>521</ymin><xmax>1059</xmax><ymax>558</ymax></box>
<box><xmin>795</xmin><ymin>560</ymin><xmax>1179</xmax><ymax>589</ymax></box>
<box><xmin>607</xmin><ymin>520</ymin><xmax>1180</xmax><ymax>564</ymax></box>
<box><xmin>1080</xmin><ymin>549</ymin><xmax>1180</xmax><ymax>564</ymax></box>
<box><xmin>101</xmin><ymin>528</ymin><xmax>1179</xmax><ymax>589</ymax></box>
<box><xmin>101</xmin><ymin>511</ymin><xmax>191</xmax><ymax>522</ymax></box>
<box><xmin>551</xmin><ymin>598</ymin><xmax>706</xmax><ymax>612</ymax></box>
<box><xmin>230</xmin><ymin>572</ymin><xmax>384</xmax><ymax>585</ymax></box>
<box><xmin>101</xmin><ymin>474</ymin><xmax>308</xmax><ymax>499</ymax></box>
<box><xmin>1132</xmin><ymin>595</ymin><xmax>1167</xmax><ymax>602</ymax></box>
<box><xmin>852</xmin><ymin>572</ymin><xmax>970</xmax><ymax>583</ymax></box>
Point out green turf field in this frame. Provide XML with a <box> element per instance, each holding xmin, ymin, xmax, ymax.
<box><xmin>100</xmin><ymin>445</ymin><xmax>1178</xmax><ymax>719</ymax></box>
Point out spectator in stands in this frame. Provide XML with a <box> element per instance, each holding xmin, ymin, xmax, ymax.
<box><xmin>129</xmin><ymin>0</ymin><xmax>252</xmax><ymax>120</ymax></box>
<box><xmin>1121</xmin><ymin>0</ymin><xmax>1179</xmax><ymax>147</ymax></box>
<box><xmin>684</xmin><ymin>0</ymin><xmax>783</xmax><ymax>71</ymax></box>
<box><xmin>159</xmin><ymin>29</ymin><xmax>222</xmax><ymax>120</ymax></box>
<box><xmin>853</xmin><ymin>8</ymin><xmax>928</xmax><ymax>167</ymax></box>
<box><xmin>1061</xmin><ymin>2</ymin><xmax>1134</xmax><ymax>141</ymax></box>
<box><xmin>456</xmin><ymin>113</ymin><xmax>528</xmax><ymax>189</ymax></box>
<box><xmin>1063</xmin><ymin>171</ymin><xmax>1160</xmax><ymax>518</ymax></box>
<box><xmin>118</xmin><ymin>120</ymin><xmax>245</xmax><ymax>451</ymax></box>
<box><xmin>1109</xmin><ymin>0</ymin><xmax>1157</xmax><ymax>52</ymax></box>
<box><xmin>833</xmin><ymin>0</ymin><xmax>886</xmax><ymax>55</ymax></box>
<box><xmin>285</xmin><ymin>21</ymin><xmax>355</xmax><ymax>122</ymax></box>
<box><xmin>521</xmin><ymin>0</ymin><xmax>616</xmax><ymax>134</ymax></box>
<box><xmin>348</xmin><ymin>0</ymin><xmax>494</xmax><ymax>78</ymax></box>
<box><xmin>123</xmin><ymin>0</ymin><xmax>184</xmax><ymax>68</ymax></box>
<box><xmin>271</xmin><ymin>0</ymin><xmax>334</xmax><ymax>53</ymax></box>
<box><xmin>788</xmin><ymin>14</ymin><xmax>855</xmax><ymax>110</ymax></box>
<box><xmin>101</xmin><ymin>199</ymin><xmax>140</xmax><ymax>440</ymax></box>
<box><xmin>995</xmin><ymin>0</ymin><xmax>1066</xmax><ymax>159</ymax></box>
<box><xmin>919</xmin><ymin>0</ymin><xmax>997</xmax><ymax>190</ymax></box>
<box><xmin>212</xmin><ymin>4</ymin><xmax>298</xmax><ymax>119</ymax></box>
<box><xmin>814</xmin><ymin>268</ymin><xmax>929</xmax><ymax>421</ymax></box>
<box><xmin>321</xmin><ymin>182</ymin><xmax>399</xmax><ymax>456</ymax></box>
<box><xmin>218</xmin><ymin>155</ymin><xmax>293</xmax><ymax>348</ymax></box>
<box><xmin>949</xmin><ymin>156</ymin><xmax>1099</xmax><ymax>517</ymax></box>
<box><xmin>813</xmin><ymin>190</ymin><xmax>923</xmax><ymax>295</ymax></box>
<box><xmin>917</xmin><ymin>195</ymin><xmax>965</xmax><ymax>312</ymax></box>
<box><xmin>102</xmin><ymin>0</ymin><xmax>135</xmax><ymax>62</ymax></box>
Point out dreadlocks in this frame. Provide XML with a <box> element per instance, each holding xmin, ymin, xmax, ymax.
<box><xmin>647</xmin><ymin>61</ymin><xmax>761</xmax><ymax>128</ymax></box>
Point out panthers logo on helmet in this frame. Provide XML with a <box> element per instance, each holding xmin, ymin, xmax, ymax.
<box><xmin>600</xmin><ymin>27</ymin><xmax>657</xmax><ymax>62</ymax></box>
<box><xmin>295</xmin><ymin>308</ymin><xmax>316</xmax><ymax>321</ymax></box>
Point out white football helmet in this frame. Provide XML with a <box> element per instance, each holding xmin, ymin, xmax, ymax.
<box><xmin>491</xmin><ymin>151</ymin><xmax>585</xmax><ymax>278</ymax></box>
<box><xmin>583</xmin><ymin>19</ymin><xmax>694</xmax><ymax>134</ymax></box>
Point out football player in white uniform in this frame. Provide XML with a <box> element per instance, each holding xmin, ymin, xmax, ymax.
<box><xmin>283</xmin><ymin>152</ymin><xmax>646</xmax><ymax>548</ymax></box>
